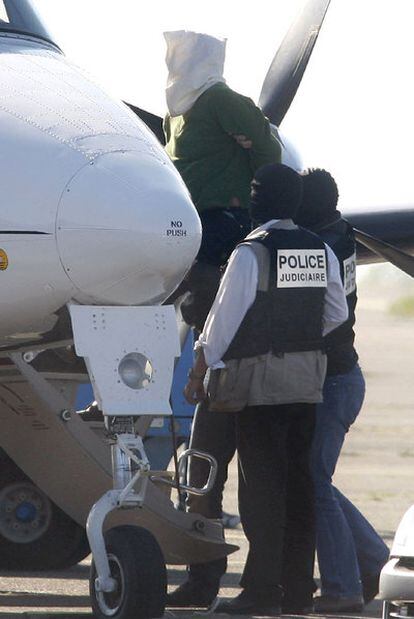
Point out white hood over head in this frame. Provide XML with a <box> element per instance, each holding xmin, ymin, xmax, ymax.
<box><xmin>164</xmin><ymin>30</ymin><xmax>227</xmax><ymax>117</ymax></box>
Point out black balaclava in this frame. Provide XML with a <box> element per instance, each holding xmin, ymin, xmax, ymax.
<box><xmin>249</xmin><ymin>163</ymin><xmax>303</xmax><ymax>226</ymax></box>
<box><xmin>296</xmin><ymin>168</ymin><xmax>341</xmax><ymax>231</ymax></box>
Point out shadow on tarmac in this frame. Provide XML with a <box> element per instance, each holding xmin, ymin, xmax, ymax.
<box><xmin>167</xmin><ymin>567</ymin><xmax>242</xmax><ymax>588</ymax></box>
<box><xmin>0</xmin><ymin>561</ymin><xmax>383</xmax><ymax>617</ymax></box>
<box><xmin>0</xmin><ymin>562</ymin><xmax>90</xmax><ymax>581</ymax></box>
<box><xmin>0</xmin><ymin>591</ymin><xmax>90</xmax><ymax>608</ymax></box>
<box><xmin>0</xmin><ymin>600</ymin><xmax>383</xmax><ymax>618</ymax></box>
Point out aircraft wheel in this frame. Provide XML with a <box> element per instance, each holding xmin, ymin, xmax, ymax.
<box><xmin>90</xmin><ymin>525</ymin><xmax>166</xmax><ymax>619</ymax></box>
<box><xmin>0</xmin><ymin>454</ymin><xmax>89</xmax><ymax>570</ymax></box>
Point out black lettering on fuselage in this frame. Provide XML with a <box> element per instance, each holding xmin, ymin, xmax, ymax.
<box><xmin>167</xmin><ymin>229</ymin><xmax>187</xmax><ymax>237</ymax></box>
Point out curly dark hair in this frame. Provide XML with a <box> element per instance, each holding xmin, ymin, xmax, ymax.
<box><xmin>296</xmin><ymin>168</ymin><xmax>339</xmax><ymax>227</ymax></box>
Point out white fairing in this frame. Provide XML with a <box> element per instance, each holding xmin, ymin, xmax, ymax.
<box><xmin>0</xmin><ymin>37</ymin><xmax>201</xmax><ymax>345</ymax></box>
<box><xmin>390</xmin><ymin>505</ymin><xmax>414</xmax><ymax>558</ymax></box>
<box><xmin>379</xmin><ymin>504</ymin><xmax>414</xmax><ymax>602</ymax></box>
<box><xmin>57</xmin><ymin>150</ymin><xmax>199</xmax><ymax>306</ymax></box>
<box><xmin>70</xmin><ymin>305</ymin><xmax>181</xmax><ymax>416</ymax></box>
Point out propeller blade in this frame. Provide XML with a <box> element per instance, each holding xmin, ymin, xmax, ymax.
<box><xmin>124</xmin><ymin>102</ymin><xmax>165</xmax><ymax>145</ymax></box>
<box><xmin>354</xmin><ymin>229</ymin><xmax>414</xmax><ymax>278</ymax></box>
<box><xmin>258</xmin><ymin>0</ymin><xmax>331</xmax><ymax>126</ymax></box>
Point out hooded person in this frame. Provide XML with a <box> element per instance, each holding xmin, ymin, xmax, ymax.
<box><xmin>177</xmin><ymin>163</ymin><xmax>349</xmax><ymax>616</ymax></box>
<box><xmin>163</xmin><ymin>30</ymin><xmax>282</xmax><ymax>329</ymax></box>
<box><xmin>295</xmin><ymin>168</ymin><xmax>389</xmax><ymax>614</ymax></box>
<box><xmin>163</xmin><ymin>29</ymin><xmax>281</xmax><ymax>268</ymax></box>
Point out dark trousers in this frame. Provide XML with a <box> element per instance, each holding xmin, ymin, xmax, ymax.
<box><xmin>197</xmin><ymin>208</ymin><xmax>251</xmax><ymax>266</ymax></box>
<box><xmin>237</xmin><ymin>403</ymin><xmax>316</xmax><ymax>606</ymax></box>
<box><xmin>187</xmin><ymin>400</ymin><xmax>236</xmax><ymax>518</ymax></box>
<box><xmin>178</xmin><ymin>208</ymin><xmax>251</xmax><ymax>331</ymax></box>
<box><xmin>186</xmin><ymin>400</ymin><xmax>236</xmax><ymax>585</ymax></box>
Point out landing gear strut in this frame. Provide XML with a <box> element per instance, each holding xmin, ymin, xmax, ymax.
<box><xmin>69</xmin><ymin>304</ymin><xmax>218</xmax><ymax>618</ymax></box>
<box><xmin>87</xmin><ymin>418</ymin><xmax>217</xmax><ymax>619</ymax></box>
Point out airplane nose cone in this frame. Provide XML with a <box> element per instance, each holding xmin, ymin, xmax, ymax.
<box><xmin>56</xmin><ymin>151</ymin><xmax>201</xmax><ymax>305</ymax></box>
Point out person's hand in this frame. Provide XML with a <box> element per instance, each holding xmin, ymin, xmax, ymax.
<box><xmin>232</xmin><ymin>134</ymin><xmax>252</xmax><ymax>149</ymax></box>
<box><xmin>184</xmin><ymin>376</ymin><xmax>206</xmax><ymax>404</ymax></box>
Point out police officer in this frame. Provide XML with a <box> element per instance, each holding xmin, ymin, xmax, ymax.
<box><xmin>164</xmin><ymin>31</ymin><xmax>281</xmax><ymax>609</ymax></box>
<box><xmin>182</xmin><ymin>163</ymin><xmax>348</xmax><ymax>616</ymax></box>
<box><xmin>296</xmin><ymin>169</ymin><xmax>389</xmax><ymax>613</ymax></box>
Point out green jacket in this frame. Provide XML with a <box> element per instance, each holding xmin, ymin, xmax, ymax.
<box><xmin>164</xmin><ymin>83</ymin><xmax>281</xmax><ymax>213</ymax></box>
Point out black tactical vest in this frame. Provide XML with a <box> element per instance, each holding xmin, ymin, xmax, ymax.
<box><xmin>316</xmin><ymin>218</ymin><xmax>358</xmax><ymax>375</ymax></box>
<box><xmin>223</xmin><ymin>226</ymin><xmax>327</xmax><ymax>361</ymax></box>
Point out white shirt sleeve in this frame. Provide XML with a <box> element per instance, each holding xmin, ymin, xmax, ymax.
<box><xmin>197</xmin><ymin>245</ymin><xmax>258</xmax><ymax>368</ymax></box>
<box><xmin>323</xmin><ymin>244</ymin><xmax>349</xmax><ymax>336</ymax></box>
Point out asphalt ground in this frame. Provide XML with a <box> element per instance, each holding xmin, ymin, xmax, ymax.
<box><xmin>0</xmin><ymin>264</ymin><xmax>413</xmax><ymax>617</ymax></box>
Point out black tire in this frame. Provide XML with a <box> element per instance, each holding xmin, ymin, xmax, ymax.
<box><xmin>90</xmin><ymin>525</ymin><xmax>166</xmax><ymax>619</ymax></box>
<box><xmin>0</xmin><ymin>452</ymin><xmax>89</xmax><ymax>570</ymax></box>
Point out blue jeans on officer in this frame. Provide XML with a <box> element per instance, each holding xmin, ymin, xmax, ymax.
<box><xmin>311</xmin><ymin>364</ymin><xmax>389</xmax><ymax>599</ymax></box>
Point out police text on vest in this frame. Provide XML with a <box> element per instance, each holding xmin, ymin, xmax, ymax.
<box><xmin>343</xmin><ymin>252</ymin><xmax>356</xmax><ymax>295</ymax></box>
<box><xmin>277</xmin><ymin>249</ymin><xmax>327</xmax><ymax>288</ymax></box>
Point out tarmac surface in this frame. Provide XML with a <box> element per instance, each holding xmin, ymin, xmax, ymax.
<box><xmin>0</xmin><ymin>264</ymin><xmax>413</xmax><ymax>618</ymax></box>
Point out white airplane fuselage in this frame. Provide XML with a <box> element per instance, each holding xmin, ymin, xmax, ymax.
<box><xmin>0</xmin><ymin>35</ymin><xmax>201</xmax><ymax>348</ymax></box>
<box><xmin>0</xmin><ymin>24</ymin><xmax>237</xmax><ymax>577</ymax></box>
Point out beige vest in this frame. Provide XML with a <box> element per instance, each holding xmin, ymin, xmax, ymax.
<box><xmin>207</xmin><ymin>350</ymin><xmax>327</xmax><ymax>412</ymax></box>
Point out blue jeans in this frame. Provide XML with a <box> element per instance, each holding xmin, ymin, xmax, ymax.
<box><xmin>311</xmin><ymin>364</ymin><xmax>389</xmax><ymax>597</ymax></box>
